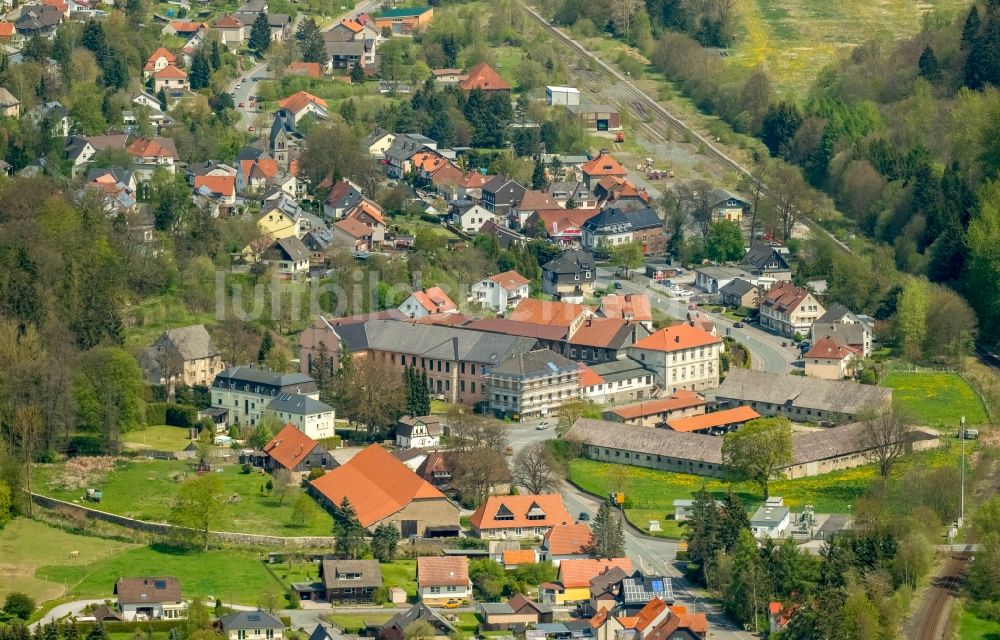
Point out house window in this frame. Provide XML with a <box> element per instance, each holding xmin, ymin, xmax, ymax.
<box><xmin>238</xmin><ymin>632</ymin><xmax>246</xmax><ymax>640</ymax></box>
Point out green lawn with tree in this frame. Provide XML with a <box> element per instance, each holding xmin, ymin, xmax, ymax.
<box><xmin>33</xmin><ymin>459</ymin><xmax>334</xmax><ymax>536</ymax></box>
<box><xmin>959</xmin><ymin>609</ymin><xmax>1000</xmax><ymax>640</ymax></box>
<box><xmin>122</xmin><ymin>425</ymin><xmax>196</xmax><ymax>451</ymax></box>
<box><xmin>882</xmin><ymin>371</ymin><xmax>988</xmax><ymax>427</ymax></box>
<box><xmin>35</xmin><ymin>545</ymin><xmax>277</xmax><ymax>604</ymax></box>
<box><xmin>567</xmin><ymin>440</ymin><xmax>967</xmax><ymax>537</ymax></box>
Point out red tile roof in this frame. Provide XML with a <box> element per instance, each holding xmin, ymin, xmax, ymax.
<box><xmin>578</xmin><ymin>363</ymin><xmax>604</xmax><ymax>387</ymax></box>
<box><xmin>569</xmin><ymin>317</ymin><xmax>630</xmax><ymax>348</ymax></box>
<box><xmin>279</xmin><ymin>90</ymin><xmax>328</xmax><ymax>114</ymax></box>
<box><xmin>631</xmin><ymin>322</ymin><xmax>722</xmax><ymax>353</ymax></box>
<box><xmin>417</xmin><ymin>556</ymin><xmax>469</xmax><ymax>587</ymax></box>
<box><xmin>339</xmin><ymin>18</ymin><xmax>363</xmax><ymax>32</ymax></box>
<box><xmin>517</xmin><ymin>190</ymin><xmax>561</xmax><ymax>211</ymax></box>
<box><xmin>127</xmin><ymin>137</ymin><xmax>178</xmax><ymax>159</ymax></box>
<box><xmin>194</xmin><ymin>175</ymin><xmax>235</xmax><ymax>198</ymax></box>
<box><xmin>632</xmin><ymin>598</ymin><xmax>669</xmax><ymax>632</ymax></box>
<box><xmin>0</xmin><ymin>22</ymin><xmax>14</xmax><ymax>37</ymax></box>
<box><xmin>805</xmin><ymin>336</ymin><xmax>855</xmax><ymax>360</ymax></box>
<box><xmin>170</xmin><ymin>21</ymin><xmax>207</xmax><ymax>33</ymax></box>
<box><xmin>581</xmin><ymin>151</ymin><xmax>627</xmax><ymax>178</ymax></box>
<box><xmin>41</xmin><ymin>0</ymin><xmax>67</xmax><ymax>13</ymax></box>
<box><xmin>460</xmin><ymin>62</ymin><xmax>511</xmax><ymax>91</ymax></box>
<box><xmin>502</xmin><ymin>550</ymin><xmax>537</xmax><ymax>566</ymax></box>
<box><xmin>408</xmin><ymin>287</ymin><xmax>457</xmax><ymax>314</ymax></box>
<box><xmin>600</xmin><ymin>293</ymin><xmax>652</xmax><ymax>322</ymax></box>
<box><xmin>263</xmin><ymin>424</ymin><xmax>319</xmax><ymax>470</ymax></box>
<box><xmin>508</xmin><ymin>299</ymin><xmax>588</xmax><ymax>329</ymax></box>
<box><xmin>144</xmin><ymin>47</ymin><xmax>176</xmax><ymax>71</ymax></box>
<box><xmin>214</xmin><ymin>14</ymin><xmax>243</xmax><ymax>28</ymax></box>
<box><xmin>310</xmin><ymin>444</ymin><xmax>447</xmax><ymax>528</ymax></box>
<box><xmin>543</xmin><ymin>523</ymin><xmax>593</xmax><ymax>556</ymax></box>
<box><xmin>666</xmin><ymin>406</ymin><xmax>761</xmax><ymax>432</ymax></box>
<box><xmin>287</xmin><ymin>62</ymin><xmax>321</xmax><ymax>78</ymax></box>
<box><xmin>488</xmin><ymin>270</ymin><xmax>529</xmax><ymax>290</ymax></box>
<box><xmin>558</xmin><ymin>558</ymin><xmax>633</xmax><ymax>589</ymax></box>
<box><xmin>531</xmin><ymin>208</ymin><xmax>599</xmax><ymax>235</ymax></box>
<box><xmin>346</xmin><ymin>199</ymin><xmax>385</xmax><ymax>225</ymax></box>
<box><xmin>241</xmin><ymin>158</ymin><xmax>278</xmax><ymax>181</ymax></box>
<box><xmin>608</xmin><ymin>390</ymin><xmax>707</xmax><ymax>420</ymax></box>
<box><xmin>761</xmin><ymin>281</ymin><xmax>812</xmax><ymax>314</ymax></box>
<box><xmin>154</xmin><ymin>64</ymin><xmax>187</xmax><ymax>80</ymax></box>
<box><xmin>459</xmin><ymin>172</ymin><xmax>489</xmax><ymax>188</ymax></box>
<box><xmin>333</xmin><ymin>217</ymin><xmax>373</xmax><ymax>239</ymax></box>
<box><xmin>469</xmin><ymin>494</ymin><xmax>573</xmax><ymax>532</ymax></box>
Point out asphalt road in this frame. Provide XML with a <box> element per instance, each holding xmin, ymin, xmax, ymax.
<box><xmin>596</xmin><ymin>267</ymin><xmax>797</xmax><ymax>375</ymax></box>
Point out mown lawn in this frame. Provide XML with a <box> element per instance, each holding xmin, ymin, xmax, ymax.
<box><xmin>0</xmin><ymin>519</ymin><xmax>138</xmax><ymax>604</ymax></box>
<box><xmin>882</xmin><ymin>371</ymin><xmax>988</xmax><ymax>427</ymax></box>
<box><xmin>326</xmin><ymin>614</ymin><xmax>390</xmax><ymax>633</ymax></box>
<box><xmin>122</xmin><ymin>425</ymin><xmax>196</xmax><ymax>452</ymax></box>
<box><xmin>380</xmin><ymin>560</ymin><xmax>417</xmax><ymax>597</ymax></box>
<box><xmin>959</xmin><ymin>609</ymin><xmax>1000</xmax><ymax>639</ymax></box>
<box><xmin>568</xmin><ymin>441</ymin><xmax>966</xmax><ymax>538</ymax></box>
<box><xmin>36</xmin><ymin>545</ymin><xmax>277</xmax><ymax>605</ymax></box>
<box><xmin>34</xmin><ymin>458</ymin><xmax>335</xmax><ymax>536</ymax></box>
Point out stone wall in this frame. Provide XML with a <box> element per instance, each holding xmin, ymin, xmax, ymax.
<box><xmin>30</xmin><ymin>493</ymin><xmax>335</xmax><ymax>548</ymax></box>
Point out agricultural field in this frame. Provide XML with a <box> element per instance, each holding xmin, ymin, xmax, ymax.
<box><xmin>36</xmin><ymin>544</ymin><xmax>277</xmax><ymax>605</ymax></box>
<box><xmin>883</xmin><ymin>371</ymin><xmax>989</xmax><ymax>427</ymax></box>
<box><xmin>33</xmin><ymin>458</ymin><xmax>335</xmax><ymax>536</ymax></box>
<box><xmin>568</xmin><ymin>440</ymin><xmax>967</xmax><ymax>538</ymax></box>
<box><xmin>729</xmin><ymin>0</ymin><xmax>972</xmax><ymax>93</ymax></box>
<box><xmin>0</xmin><ymin>519</ymin><xmax>137</xmax><ymax>604</ymax></box>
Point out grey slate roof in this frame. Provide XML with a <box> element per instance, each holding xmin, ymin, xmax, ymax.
<box><xmin>695</xmin><ymin>266</ymin><xmax>751</xmax><ymax>281</ymax></box>
<box><xmin>307</xmin><ymin>625</ymin><xmax>333</xmax><ymax>640</ymax></box>
<box><xmin>214</xmin><ymin>365</ymin><xmax>315</xmax><ymax>391</ymax></box>
<box><xmin>480</xmin><ymin>602</ymin><xmax>515</xmax><ymax>615</ymax></box>
<box><xmin>816</xmin><ymin>303</ymin><xmax>860</xmax><ymax>325</ymax></box>
<box><xmin>267</xmin><ymin>392</ymin><xmax>333</xmax><ymax>415</ymax></box>
<box><xmin>337</xmin><ymin>319</ymin><xmax>538</xmax><ymax>365</ymax></box>
<box><xmin>489</xmin><ymin>349</ymin><xmax>578</xmax><ymax>378</ymax></box>
<box><xmin>543</xmin><ymin>250</ymin><xmax>595</xmax><ymax>276</ymax></box>
<box><xmin>719</xmin><ymin>278</ymin><xmax>757</xmax><ymax>297</ymax></box>
<box><xmin>581</xmin><ymin>206</ymin><xmax>661</xmax><ymax>233</ymax></box>
<box><xmin>383</xmin><ymin>603</ymin><xmax>455</xmax><ymax>634</ymax></box>
<box><xmin>740</xmin><ymin>243</ymin><xmax>790</xmax><ymax>271</ymax></box>
<box><xmin>219</xmin><ymin>611</ymin><xmax>284</xmax><ymax>633</ymax></box>
<box><xmin>709</xmin><ymin>188</ymin><xmax>748</xmax><ymax>208</ymax></box>
<box><xmin>750</xmin><ymin>504</ymin><xmax>788</xmax><ymax>526</ymax></box>
<box><xmin>713</xmin><ymin>368</ymin><xmax>891</xmax><ymax>415</ymax></box>
<box><xmin>160</xmin><ymin>324</ymin><xmax>220</xmax><ymax>360</ymax></box>
<box><xmin>396</xmin><ymin>415</ymin><xmax>442</xmax><ymax>437</ymax></box>
<box><xmin>566</xmin><ymin>419</ymin><xmax>724</xmax><ymax>464</ymax></box>
<box><xmin>274</xmin><ymin>235</ymin><xmax>311</xmax><ymax>263</ymax></box>
<box><xmin>588</xmin><ymin>357</ymin><xmax>655</xmax><ymax>384</ymax></box>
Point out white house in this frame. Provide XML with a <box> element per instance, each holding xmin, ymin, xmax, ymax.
<box><xmin>395</xmin><ymin>415</ymin><xmax>442</xmax><ymax>449</ymax></box>
<box><xmin>264</xmin><ymin>393</ymin><xmax>335</xmax><ymax>440</ymax></box>
<box><xmin>750</xmin><ymin>497</ymin><xmax>790</xmax><ymax>540</ymax></box>
<box><xmin>416</xmin><ymin>557</ymin><xmax>471</xmax><ymax>605</ymax></box>
<box><xmin>115</xmin><ymin>577</ymin><xmax>186</xmax><ymax>621</ymax></box>
<box><xmin>760</xmin><ymin>282</ymin><xmax>826</xmax><ymax>338</ymax></box>
<box><xmin>398</xmin><ymin>286</ymin><xmax>458</xmax><ymax>319</ymax></box>
<box><xmin>451</xmin><ymin>203</ymin><xmax>495</xmax><ymax>234</ymax></box>
<box><xmin>210</xmin><ymin>366</ymin><xmax>318</xmax><ymax>427</ymax></box>
<box><xmin>268</xmin><ymin>236</ymin><xmax>311</xmax><ymax>278</ymax></box>
<box><xmin>628</xmin><ymin>322</ymin><xmax>723</xmax><ymax>392</ymax></box>
<box><xmin>471</xmin><ymin>270</ymin><xmax>530</xmax><ymax>312</ymax></box>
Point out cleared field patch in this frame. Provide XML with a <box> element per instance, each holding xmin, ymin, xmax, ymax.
<box><xmin>0</xmin><ymin>519</ymin><xmax>137</xmax><ymax>603</ymax></box>
<box><xmin>729</xmin><ymin>0</ymin><xmax>970</xmax><ymax>93</ymax></box>
<box><xmin>33</xmin><ymin>458</ymin><xmax>335</xmax><ymax>536</ymax></box>
<box><xmin>882</xmin><ymin>371</ymin><xmax>988</xmax><ymax>427</ymax></box>
<box><xmin>122</xmin><ymin>425</ymin><xmax>196</xmax><ymax>451</ymax></box>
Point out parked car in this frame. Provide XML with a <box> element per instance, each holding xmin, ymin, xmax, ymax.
<box><xmin>238</xmin><ymin>102</ymin><xmax>245</xmax><ymax>107</ymax></box>
<box><xmin>443</xmin><ymin>600</ymin><xmax>461</xmax><ymax>609</ymax></box>
<box><xmin>579</xmin><ymin>512</ymin><xmax>591</xmax><ymax>522</ymax></box>
<box><xmin>614</xmin><ymin>281</ymin><xmax>623</xmax><ymax>289</ymax></box>
<box><xmin>536</xmin><ymin>421</ymin><xmax>550</xmax><ymax>430</ymax></box>
<box><xmin>733</xmin><ymin>322</ymin><xmax>744</xmax><ymax>328</ymax></box>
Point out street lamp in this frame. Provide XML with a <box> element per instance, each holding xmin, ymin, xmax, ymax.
<box><xmin>960</xmin><ymin>415</ymin><xmax>966</xmax><ymax>528</ymax></box>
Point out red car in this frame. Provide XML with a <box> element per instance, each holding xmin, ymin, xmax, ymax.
<box><xmin>248</xmin><ymin>126</ymin><xmax>255</xmax><ymax>132</ymax></box>
<box><xmin>238</xmin><ymin>102</ymin><xmax>245</xmax><ymax>107</ymax></box>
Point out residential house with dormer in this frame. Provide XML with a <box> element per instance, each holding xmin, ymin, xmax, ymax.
<box><xmin>469</xmin><ymin>494</ymin><xmax>572</xmax><ymax>539</ymax></box>
<box><xmin>395</xmin><ymin>415</ymin><xmax>442</xmax><ymax>449</ymax></box>
<box><xmin>739</xmin><ymin>243</ymin><xmax>792</xmax><ymax>282</ymax></box>
<box><xmin>759</xmin><ymin>281</ymin><xmax>826</xmax><ymax>338</ymax></box>
<box><xmin>398</xmin><ymin>286</ymin><xmax>458</xmax><ymax>319</ymax></box>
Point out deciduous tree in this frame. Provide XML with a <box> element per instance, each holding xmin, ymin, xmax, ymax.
<box><xmin>721</xmin><ymin>418</ymin><xmax>791</xmax><ymax>499</ymax></box>
<box><xmin>171</xmin><ymin>472</ymin><xmax>226</xmax><ymax>550</ymax></box>
<box><xmin>512</xmin><ymin>442</ymin><xmax>561</xmax><ymax>494</ymax></box>
<box><xmin>705</xmin><ymin>220</ymin><xmax>744</xmax><ymax>262</ymax></box>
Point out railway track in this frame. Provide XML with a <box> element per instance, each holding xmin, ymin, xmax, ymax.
<box><xmin>910</xmin><ymin>554</ymin><xmax>971</xmax><ymax>640</ymax></box>
<box><xmin>522</xmin><ymin>3</ymin><xmax>853</xmax><ymax>254</ymax></box>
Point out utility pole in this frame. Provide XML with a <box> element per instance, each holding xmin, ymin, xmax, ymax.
<box><xmin>960</xmin><ymin>415</ymin><xmax>966</xmax><ymax>528</ymax></box>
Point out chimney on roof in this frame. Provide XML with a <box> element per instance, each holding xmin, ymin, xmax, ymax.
<box><xmin>689</xmin><ymin>320</ymin><xmax>695</xmax><ymax>328</ymax></box>
<box><xmin>675</xmin><ymin>335</ymin><xmax>680</xmax><ymax>343</ymax></box>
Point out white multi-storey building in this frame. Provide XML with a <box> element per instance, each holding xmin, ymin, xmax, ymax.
<box><xmin>628</xmin><ymin>322</ymin><xmax>723</xmax><ymax>392</ymax></box>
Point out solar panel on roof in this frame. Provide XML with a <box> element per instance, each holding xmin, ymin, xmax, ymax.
<box><xmin>154</xmin><ymin>580</ymin><xmax>166</xmax><ymax>589</ymax></box>
<box><xmin>651</xmin><ymin>579</ymin><xmax>663</xmax><ymax>592</ymax></box>
<box><xmin>247</xmin><ymin>614</ymin><xmax>261</xmax><ymax>622</ymax></box>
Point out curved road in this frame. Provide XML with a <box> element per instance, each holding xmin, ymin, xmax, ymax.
<box><xmin>597</xmin><ymin>267</ymin><xmax>797</xmax><ymax>375</ymax></box>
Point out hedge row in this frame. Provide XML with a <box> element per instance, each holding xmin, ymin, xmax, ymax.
<box><xmin>146</xmin><ymin>403</ymin><xmax>200</xmax><ymax>427</ymax></box>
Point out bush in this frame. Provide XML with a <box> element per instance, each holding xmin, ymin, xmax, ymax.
<box><xmin>3</xmin><ymin>592</ymin><xmax>35</xmax><ymax>619</ymax></box>
<box><xmin>419</xmin><ymin>212</ymin><xmax>441</xmax><ymax>224</ymax></box>
<box><xmin>308</xmin><ymin>467</ymin><xmax>325</xmax><ymax>480</ymax></box>
<box><xmin>165</xmin><ymin>404</ymin><xmax>199</xmax><ymax>428</ymax></box>
<box><xmin>146</xmin><ymin>402</ymin><xmax>168</xmax><ymax>425</ymax></box>
<box><xmin>242</xmin><ymin>464</ymin><xmax>253</xmax><ymax>474</ymax></box>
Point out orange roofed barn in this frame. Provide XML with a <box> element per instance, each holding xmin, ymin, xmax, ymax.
<box><xmin>469</xmin><ymin>494</ymin><xmax>573</xmax><ymax>539</ymax></box>
<box><xmin>309</xmin><ymin>444</ymin><xmax>459</xmax><ymax>536</ymax></box>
